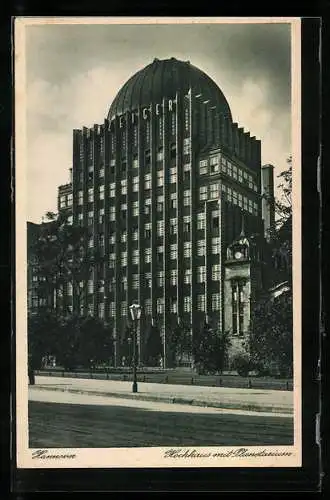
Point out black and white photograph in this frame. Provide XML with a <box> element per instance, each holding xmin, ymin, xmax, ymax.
<box><xmin>15</xmin><ymin>17</ymin><xmax>301</xmax><ymax>468</ymax></box>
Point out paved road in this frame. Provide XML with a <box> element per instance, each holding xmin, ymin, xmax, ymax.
<box><xmin>33</xmin><ymin>376</ymin><xmax>294</xmax><ymax>414</ymax></box>
<box><xmin>29</xmin><ymin>389</ymin><xmax>294</xmax><ymax>448</ymax></box>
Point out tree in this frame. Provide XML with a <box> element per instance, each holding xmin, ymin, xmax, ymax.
<box><xmin>28</xmin><ymin>311</ymin><xmax>61</xmax><ymax>369</ymax></box>
<box><xmin>249</xmin><ymin>292</ymin><xmax>293</xmax><ymax>377</ymax></box>
<box><xmin>144</xmin><ymin>323</ymin><xmax>163</xmax><ymax>366</ymax></box>
<box><xmin>54</xmin><ymin>314</ymin><xmax>113</xmax><ymax>370</ymax></box>
<box><xmin>275</xmin><ymin>156</ymin><xmax>292</xmax><ymax>227</ymax></box>
<box><xmin>32</xmin><ymin>211</ymin><xmax>100</xmax><ymax>316</ymax></box>
<box><xmin>168</xmin><ymin>322</ymin><xmax>192</xmax><ymax>367</ymax></box>
<box><xmin>192</xmin><ymin>323</ymin><xmax>231</xmax><ymax>375</ymax></box>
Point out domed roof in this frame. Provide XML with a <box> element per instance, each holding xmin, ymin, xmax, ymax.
<box><xmin>108</xmin><ymin>57</ymin><xmax>232</xmax><ymax>121</ymax></box>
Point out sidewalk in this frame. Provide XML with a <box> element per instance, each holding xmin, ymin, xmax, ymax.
<box><xmin>31</xmin><ymin>376</ymin><xmax>294</xmax><ymax>415</ymax></box>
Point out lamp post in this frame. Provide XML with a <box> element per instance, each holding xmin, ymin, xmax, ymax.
<box><xmin>129</xmin><ymin>303</ymin><xmax>142</xmax><ymax>393</ymax></box>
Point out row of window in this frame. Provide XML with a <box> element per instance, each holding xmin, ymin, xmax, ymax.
<box><xmin>199</xmin><ymin>155</ymin><xmax>258</xmax><ymax>192</ymax></box>
<box><xmin>107</xmin><ymin>238</ymin><xmax>220</xmax><ymax>265</ymax></box>
<box><xmin>102</xmin><ymin>292</ymin><xmax>220</xmax><ymax>317</ymax></box>
<box><xmin>59</xmin><ymin>263</ymin><xmax>221</xmax><ymax>297</ymax></box>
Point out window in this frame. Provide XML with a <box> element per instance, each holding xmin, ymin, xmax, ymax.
<box><xmin>67</xmin><ymin>215</ymin><xmax>73</xmax><ymax>225</ymax></box>
<box><xmin>238</xmin><ymin>193</ymin><xmax>243</xmax><ymax>208</ymax></box>
<box><xmin>183</xmin><ymin>164</ymin><xmax>191</xmax><ymax>181</ymax></box>
<box><xmin>199</xmin><ymin>159</ymin><xmax>208</xmax><ymax>175</ymax></box>
<box><xmin>170</xmin><ymin>298</ymin><xmax>177</xmax><ymax>313</ymax></box>
<box><xmin>97</xmin><ymin>207</ymin><xmax>104</xmax><ymax>224</ymax></box>
<box><xmin>78</xmin><ymin>190</ymin><xmax>83</xmax><ymax>205</ymax></box>
<box><xmin>67</xmin><ymin>282</ymin><xmax>73</xmax><ymax>296</ymax></box>
<box><xmin>210</xmin><ymin>156</ymin><xmax>219</xmax><ymax>173</ymax></box>
<box><xmin>157</xmin><ymin>297</ymin><xmax>164</xmax><ymax>314</ymax></box>
<box><xmin>170</xmin><ymin>192</ymin><xmax>177</xmax><ymax>209</ymax></box>
<box><xmin>121</xmin><ymin>231</ymin><xmax>127</xmax><ymax>243</ymax></box>
<box><xmin>145</xmin><ymin>248</ymin><xmax>151</xmax><ymax>263</ymax></box>
<box><xmin>88</xmin><ymin>188</ymin><xmax>94</xmax><ymax>202</ymax></box>
<box><xmin>110</xmin><ymin>183</ymin><xmax>115</xmax><ymax>197</ymax></box>
<box><xmin>132</xmin><ymin>176</ymin><xmax>139</xmax><ymax>192</ymax></box>
<box><xmin>132</xmin><ymin>249</ymin><xmax>139</xmax><ymax>265</ymax></box>
<box><xmin>212</xmin><ymin>264</ymin><xmax>220</xmax><ymax>280</ymax></box>
<box><xmin>145</xmin><ymin>121</ymin><xmax>151</xmax><ymax>144</ymax></box>
<box><xmin>238</xmin><ymin>169</ymin><xmax>243</xmax><ymax>183</ymax></box>
<box><xmin>132</xmin><ymin>274</ymin><xmax>139</xmax><ymax>289</ymax></box>
<box><xmin>144</xmin><ymin>198</ymin><xmax>151</xmax><ymax>215</ymax></box>
<box><xmin>197</xmin><ymin>294</ymin><xmax>205</xmax><ymax>311</ymax></box>
<box><xmin>184</xmin><ymin>268</ymin><xmax>191</xmax><ymax>284</ymax></box>
<box><xmin>144</xmin><ymin>222</ymin><xmax>151</xmax><ymax>239</ymax></box>
<box><xmin>99</xmin><ymin>167</ymin><xmax>105</xmax><ymax>178</ymax></box>
<box><xmin>121</xmin><ymin>301</ymin><xmax>127</xmax><ymax>317</ymax></box>
<box><xmin>209</xmin><ymin>183</ymin><xmax>220</xmax><ymax>199</ymax></box>
<box><xmin>170</xmin><ymin>243</ymin><xmax>177</xmax><ymax>260</ymax></box>
<box><xmin>59</xmin><ymin>195</ymin><xmax>66</xmax><ymax>208</ymax></box>
<box><xmin>183</xmin><ymin>190</ymin><xmax>191</xmax><ymax>206</ymax></box>
<box><xmin>183</xmin><ymin>137</ymin><xmax>191</xmax><ymax>155</ymax></box>
<box><xmin>170</xmin><ymin>167</ymin><xmax>176</xmax><ymax>183</ymax></box>
<box><xmin>157</xmin><ymin>147</ymin><xmax>164</xmax><ymax>161</ymax></box>
<box><xmin>132</xmin><ymin>227</ymin><xmax>138</xmax><ymax>240</ymax></box>
<box><xmin>199</xmin><ymin>185</ymin><xmax>208</xmax><ymax>201</ymax></box>
<box><xmin>197</xmin><ymin>266</ymin><xmax>206</xmax><ymax>283</ymax></box>
<box><xmin>88</xmin><ymin>279</ymin><xmax>93</xmax><ymax>294</ymax></box>
<box><xmin>109</xmin><ymin>253</ymin><xmax>116</xmax><ymax>268</ymax></box>
<box><xmin>144</xmin><ymin>173</ymin><xmax>151</xmax><ymax>190</ymax></box>
<box><xmin>157</xmin><ymin>271</ymin><xmax>164</xmax><ymax>287</ymax></box>
<box><xmin>109</xmin><ymin>302</ymin><xmax>115</xmax><ymax>317</ymax></box>
<box><xmin>183</xmin><ymin>215</ymin><xmax>191</xmax><ymax>233</ymax></box>
<box><xmin>88</xmin><ymin>211</ymin><xmax>93</xmax><ymax>226</ymax></box>
<box><xmin>98</xmin><ymin>303</ymin><xmax>105</xmax><ymax>319</ymax></box>
<box><xmin>170</xmin><ymin>269</ymin><xmax>177</xmax><ymax>286</ymax></box>
<box><xmin>133</xmin><ymin>126</ymin><xmax>138</xmax><ymax>147</ymax></box>
<box><xmin>121</xmin><ymin>252</ymin><xmax>127</xmax><ymax>266</ymax></box>
<box><xmin>232</xmin><ymin>281</ymin><xmax>244</xmax><ymax>335</ymax></box>
<box><xmin>157</xmin><ymin>245</ymin><xmax>163</xmax><ymax>264</ymax></box>
<box><xmin>145</xmin><ymin>299</ymin><xmax>152</xmax><ymax>315</ymax></box>
<box><xmin>184</xmin><ymin>108</ymin><xmax>190</xmax><ymax>132</ymax></box>
<box><xmin>212</xmin><ymin>211</ymin><xmax>219</xmax><ymax>229</ymax></box>
<box><xmin>99</xmin><ymin>233</ymin><xmax>105</xmax><ymax>247</ymax></box>
<box><xmin>197</xmin><ymin>212</ymin><xmax>206</xmax><ymax>230</ymax></box>
<box><xmin>157</xmin><ymin>220</ymin><xmax>164</xmax><ymax>236</ymax></box>
<box><xmin>109</xmin><ymin>232</ymin><xmax>115</xmax><ymax>244</ymax></box>
<box><xmin>157</xmin><ymin>170</ymin><xmax>164</xmax><ymax>187</ymax></box>
<box><xmin>67</xmin><ymin>193</ymin><xmax>73</xmax><ymax>206</ymax></box>
<box><xmin>183</xmin><ymin>241</ymin><xmax>191</xmax><ymax>258</ymax></box>
<box><xmin>145</xmin><ymin>272</ymin><xmax>152</xmax><ymax>288</ymax></box>
<box><xmin>183</xmin><ymin>296</ymin><xmax>191</xmax><ymax>312</ymax></box>
<box><xmin>171</xmin><ymin>113</ymin><xmax>176</xmax><ymax>135</ymax></box>
<box><xmin>157</xmin><ymin>195</ymin><xmax>164</xmax><ymax>212</ymax></box>
<box><xmin>170</xmin><ymin>218</ymin><xmax>177</xmax><ymax>234</ymax></box>
<box><xmin>197</xmin><ymin>239</ymin><xmax>206</xmax><ymax>256</ymax></box>
<box><xmin>108</xmin><ymin>276</ymin><xmax>115</xmax><ymax>293</ymax></box>
<box><xmin>121</xmin><ymin>276</ymin><xmax>127</xmax><ymax>291</ymax></box>
<box><xmin>131</xmin><ymin>155</ymin><xmax>138</xmax><ymax>169</ymax></box>
<box><xmin>253</xmin><ymin>202</ymin><xmax>258</xmax><ymax>215</ymax></box>
<box><xmin>99</xmin><ymin>184</ymin><xmax>104</xmax><ymax>200</ymax></box>
<box><xmin>132</xmin><ymin>200</ymin><xmax>139</xmax><ymax>216</ymax></box>
<box><xmin>232</xmin><ymin>165</ymin><xmax>238</xmax><ymax>180</ymax></box>
<box><xmin>211</xmin><ymin>237</ymin><xmax>221</xmax><ymax>254</ymax></box>
<box><xmin>212</xmin><ymin>293</ymin><xmax>220</xmax><ymax>311</ymax></box>
<box><xmin>121</xmin><ymin>203</ymin><xmax>127</xmax><ymax>212</ymax></box>
<box><xmin>121</xmin><ymin>179</ymin><xmax>127</xmax><ymax>195</ymax></box>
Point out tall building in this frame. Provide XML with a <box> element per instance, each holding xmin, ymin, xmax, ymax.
<box><xmin>56</xmin><ymin>57</ymin><xmax>275</xmax><ymax>367</ymax></box>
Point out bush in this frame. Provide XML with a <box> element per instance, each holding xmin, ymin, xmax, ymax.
<box><xmin>231</xmin><ymin>354</ymin><xmax>252</xmax><ymax>377</ymax></box>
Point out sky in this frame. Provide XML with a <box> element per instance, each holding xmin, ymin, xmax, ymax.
<box><xmin>24</xmin><ymin>20</ymin><xmax>293</xmax><ymax>223</ymax></box>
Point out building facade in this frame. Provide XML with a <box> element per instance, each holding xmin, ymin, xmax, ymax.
<box><xmin>55</xmin><ymin>57</ymin><xmax>275</xmax><ymax>367</ymax></box>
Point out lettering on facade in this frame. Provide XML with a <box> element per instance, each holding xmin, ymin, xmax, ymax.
<box><xmin>113</xmin><ymin>99</ymin><xmax>176</xmax><ymax>129</ymax></box>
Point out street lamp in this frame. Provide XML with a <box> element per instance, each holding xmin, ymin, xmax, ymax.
<box><xmin>129</xmin><ymin>303</ymin><xmax>142</xmax><ymax>393</ymax></box>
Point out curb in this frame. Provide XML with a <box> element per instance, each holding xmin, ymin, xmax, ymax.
<box><xmin>31</xmin><ymin>385</ymin><xmax>294</xmax><ymax>415</ymax></box>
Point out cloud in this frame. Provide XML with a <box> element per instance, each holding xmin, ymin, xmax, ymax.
<box><xmin>24</xmin><ymin>21</ymin><xmax>292</xmax><ymax>222</ymax></box>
